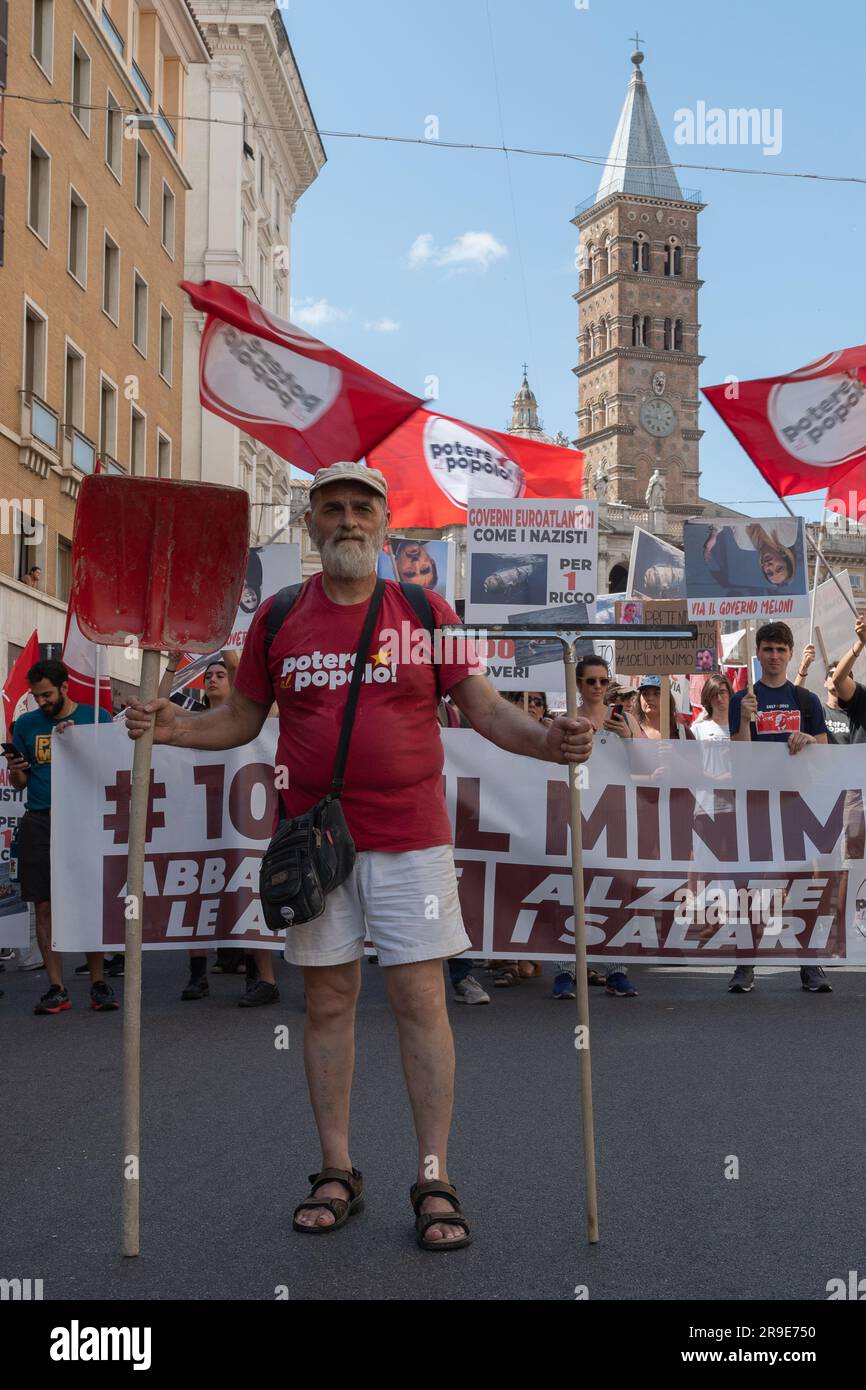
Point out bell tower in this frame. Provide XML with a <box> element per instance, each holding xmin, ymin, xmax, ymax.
<box><xmin>572</xmin><ymin>45</ymin><xmax>704</xmax><ymax>512</ymax></box>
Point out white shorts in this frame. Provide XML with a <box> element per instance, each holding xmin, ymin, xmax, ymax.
<box><xmin>282</xmin><ymin>844</ymin><xmax>472</xmax><ymax>969</ymax></box>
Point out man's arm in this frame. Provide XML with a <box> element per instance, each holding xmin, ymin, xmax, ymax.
<box><xmin>794</xmin><ymin>643</ymin><xmax>816</xmax><ymax>688</ymax></box>
<box><xmin>731</xmin><ymin>691</ymin><xmax>754</xmax><ymax>741</ymax></box>
<box><xmin>448</xmin><ymin>674</ymin><xmax>593</xmax><ymax>765</ymax></box>
<box><xmin>830</xmin><ymin>613</ymin><xmax>866</xmax><ymax>703</ymax></box>
<box><xmin>125</xmin><ymin>687</ymin><xmax>270</xmax><ymax>750</ymax></box>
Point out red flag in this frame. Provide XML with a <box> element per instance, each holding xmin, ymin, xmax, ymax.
<box><xmin>62</xmin><ymin>606</ymin><xmax>113</xmax><ymax>716</ymax></box>
<box><xmin>367</xmin><ymin>409</ymin><xmax>586</xmax><ymax>527</ymax></box>
<box><xmin>2</xmin><ymin>629</ymin><xmax>40</xmax><ymax>736</ymax></box>
<box><xmin>702</xmin><ymin>348</ymin><xmax>866</xmax><ymax>497</ymax></box>
<box><xmin>182</xmin><ymin>280</ymin><xmax>423</xmax><ymax>473</ymax></box>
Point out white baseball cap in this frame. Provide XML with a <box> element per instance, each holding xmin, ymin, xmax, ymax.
<box><xmin>308</xmin><ymin>461</ymin><xmax>388</xmax><ymax>502</ymax></box>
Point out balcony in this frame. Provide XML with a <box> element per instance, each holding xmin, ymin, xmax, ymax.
<box><xmin>100</xmin><ymin>7</ymin><xmax>125</xmax><ymax>58</ymax></box>
<box><xmin>100</xmin><ymin>453</ymin><xmax>126</xmax><ymax>475</ymax></box>
<box><xmin>131</xmin><ymin>60</ymin><xmax>152</xmax><ymax>108</ymax></box>
<box><xmin>574</xmin><ymin>183</ymin><xmax>702</xmax><ymax>218</ymax></box>
<box><xmin>18</xmin><ymin>392</ymin><xmax>60</xmax><ymax>476</ymax></box>
<box><xmin>157</xmin><ymin>108</ymin><xmax>176</xmax><ymax>150</ymax></box>
<box><xmin>59</xmin><ymin>425</ymin><xmax>97</xmax><ymax>497</ymax></box>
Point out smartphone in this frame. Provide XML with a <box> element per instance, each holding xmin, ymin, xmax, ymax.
<box><xmin>2</xmin><ymin>742</ymin><xmax>20</xmax><ymax>758</ymax></box>
<box><xmin>612</xmin><ymin>704</ymin><xmax>624</xmax><ymax>718</ymax></box>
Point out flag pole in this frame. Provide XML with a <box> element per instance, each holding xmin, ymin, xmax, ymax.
<box><xmin>808</xmin><ymin>545</ymin><xmax>822</xmax><ymax>648</ymax></box>
<box><xmin>777</xmin><ymin>497</ymin><xmax>857</xmax><ymax>617</ymax></box>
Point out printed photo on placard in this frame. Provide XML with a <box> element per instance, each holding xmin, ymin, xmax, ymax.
<box><xmin>377</xmin><ymin>537</ymin><xmax>456</xmax><ymax>604</ymax></box>
<box><xmin>470</xmin><ymin>552</ymin><xmax>548</xmax><ymax>606</ymax></box>
<box><xmin>683</xmin><ymin>517</ymin><xmax>809</xmax><ymax>620</ymax></box>
<box><xmin>627</xmin><ymin>528</ymin><xmax>686</xmax><ymax>601</ymax></box>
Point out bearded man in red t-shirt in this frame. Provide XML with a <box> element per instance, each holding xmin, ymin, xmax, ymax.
<box><xmin>127</xmin><ymin>462</ymin><xmax>593</xmax><ymax>1251</ymax></box>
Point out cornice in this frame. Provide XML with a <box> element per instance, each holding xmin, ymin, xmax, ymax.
<box><xmin>575</xmin><ymin>274</ymin><xmax>704</xmax><ymax>304</ymax></box>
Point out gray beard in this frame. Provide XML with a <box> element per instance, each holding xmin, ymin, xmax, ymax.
<box><xmin>312</xmin><ymin>519</ymin><xmax>387</xmax><ymax>581</ymax></box>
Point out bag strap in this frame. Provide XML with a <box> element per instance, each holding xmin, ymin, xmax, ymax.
<box><xmin>791</xmin><ymin>681</ymin><xmax>814</xmax><ymax>734</ymax></box>
<box><xmin>399</xmin><ymin>581</ymin><xmax>441</xmax><ymax>698</ymax></box>
<box><xmin>264</xmin><ymin>583</ymin><xmax>303</xmax><ymax>659</ymax></box>
<box><xmin>329</xmin><ymin>579</ymin><xmax>386</xmax><ymax>796</ymax></box>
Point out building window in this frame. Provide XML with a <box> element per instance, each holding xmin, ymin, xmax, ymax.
<box><xmin>159</xmin><ymin>307</ymin><xmax>173</xmax><ymax>383</ymax></box>
<box><xmin>161</xmin><ymin>182</ymin><xmax>175</xmax><ymax>256</ymax></box>
<box><xmin>642</xmin><ymin>315</ymin><xmax>651</xmax><ymax>348</ymax></box>
<box><xmin>632</xmin><ymin>238</ymin><xmax>649</xmax><ymax>272</ymax></box>
<box><xmin>157</xmin><ymin>432</ymin><xmax>171</xmax><ymax>478</ymax></box>
<box><xmin>135</xmin><ymin>141</ymin><xmax>150</xmax><ymax>220</ymax></box>
<box><xmin>71</xmin><ymin>36</ymin><xmax>91</xmax><ymax>133</ymax></box>
<box><xmin>259</xmin><ymin>152</ymin><xmax>267</xmax><ymax>198</ymax></box>
<box><xmin>99</xmin><ymin>376</ymin><xmax>117</xmax><ymax>459</ymax></box>
<box><xmin>133</xmin><ymin>271</ymin><xmax>148</xmax><ymax>355</ymax></box>
<box><xmin>274</xmin><ymin>184</ymin><xmax>281</xmax><ymax>235</ymax></box>
<box><xmin>258</xmin><ymin>250</ymin><xmax>266</xmax><ymax>303</ymax></box>
<box><xmin>32</xmin><ymin>0</ymin><xmax>54</xmax><ymax>77</ymax></box>
<box><xmin>604</xmin><ymin>237</ymin><xmax>613</xmax><ymax>275</ymax></box>
<box><xmin>56</xmin><ymin>536</ymin><xmax>72</xmax><ymax>602</ymax></box>
<box><xmin>106</xmin><ymin>90</ymin><xmax>122</xmax><ymax>178</ymax></box>
<box><xmin>64</xmin><ymin>341</ymin><xmax>85</xmax><ymax>432</ymax></box>
<box><xmin>24</xmin><ymin>303</ymin><xmax>47</xmax><ymax>396</ymax></box>
<box><xmin>67</xmin><ymin>187</ymin><xmax>88</xmax><ymax>285</ymax></box>
<box><xmin>130</xmin><ymin>406</ymin><xmax>146</xmax><ymax>475</ymax></box>
<box><xmin>28</xmin><ymin>135</ymin><xmax>51</xmax><ymax>244</ymax></box>
<box><xmin>102</xmin><ymin>232</ymin><xmax>120</xmax><ymax>321</ymax></box>
<box><xmin>664</xmin><ymin>242</ymin><xmax>683</xmax><ymax>276</ymax></box>
<box><xmin>674</xmin><ymin>319</ymin><xmax>683</xmax><ymax>350</ymax></box>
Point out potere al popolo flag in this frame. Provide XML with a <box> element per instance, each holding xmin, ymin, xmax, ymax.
<box><xmin>367</xmin><ymin>408</ymin><xmax>586</xmax><ymax>528</ymax></box>
<box><xmin>2</xmin><ymin>629</ymin><xmax>40</xmax><ymax>734</ymax></box>
<box><xmin>702</xmin><ymin>347</ymin><xmax>866</xmax><ymax>497</ymax></box>
<box><xmin>62</xmin><ymin>606</ymin><xmax>113</xmax><ymax>716</ymax></box>
<box><xmin>182</xmin><ymin>280</ymin><xmax>424</xmax><ymax>473</ymax></box>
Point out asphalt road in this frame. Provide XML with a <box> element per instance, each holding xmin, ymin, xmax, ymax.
<box><xmin>2</xmin><ymin>953</ymin><xmax>865</xmax><ymax>1302</ymax></box>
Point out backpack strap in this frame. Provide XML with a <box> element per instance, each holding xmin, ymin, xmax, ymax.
<box><xmin>263</xmin><ymin>583</ymin><xmax>303</xmax><ymax>663</ymax></box>
<box><xmin>399</xmin><ymin>582</ymin><xmax>440</xmax><ymax>698</ymax></box>
<box><xmin>791</xmin><ymin>682</ymin><xmax>815</xmax><ymax>735</ymax></box>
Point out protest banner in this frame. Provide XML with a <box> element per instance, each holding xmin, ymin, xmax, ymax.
<box><xmin>626</xmin><ymin>528</ymin><xmax>685</xmax><ymax>601</ymax></box>
<box><xmin>788</xmin><ymin>569</ymin><xmax>858</xmax><ymax>696</ymax></box>
<box><xmin>614</xmin><ymin>600</ymin><xmax>717</xmax><ymax>676</ymax></box>
<box><xmin>683</xmin><ymin>517</ymin><xmax>810</xmax><ymax>621</ymax></box>
<box><xmin>377</xmin><ymin>536</ymin><xmax>456</xmax><ymax>605</ymax></box>
<box><xmin>464</xmin><ymin>498</ymin><xmax>598</xmax><ymax>690</ymax></box>
<box><xmin>0</xmin><ymin>767</ymin><xmax>29</xmax><ymax>948</ymax></box>
<box><xmin>226</xmin><ymin>543</ymin><xmax>301</xmax><ymax>649</ymax></box>
<box><xmin>54</xmin><ymin>723</ymin><xmax>863</xmax><ymax>965</ymax></box>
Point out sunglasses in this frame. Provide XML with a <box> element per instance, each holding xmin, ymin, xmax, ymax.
<box><xmin>528</xmin><ymin>696</ymin><xmax>545</xmax><ymax>706</ymax></box>
<box><xmin>581</xmin><ymin>676</ymin><xmax>609</xmax><ymax>687</ymax></box>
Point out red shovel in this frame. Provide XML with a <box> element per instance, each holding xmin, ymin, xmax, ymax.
<box><xmin>71</xmin><ymin>476</ymin><xmax>250</xmax><ymax>1256</ymax></box>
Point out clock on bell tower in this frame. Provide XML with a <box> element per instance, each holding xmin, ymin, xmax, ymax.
<box><xmin>572</xmin><ymin>47</ymin><xmax>705</xmax><ymax>511</ymax></box>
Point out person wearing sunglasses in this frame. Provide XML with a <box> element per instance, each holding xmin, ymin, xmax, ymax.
<box><xmin>553</xmin><ymin>657</ymin><xmax>640</xmax><ymax>1001</ymax></box>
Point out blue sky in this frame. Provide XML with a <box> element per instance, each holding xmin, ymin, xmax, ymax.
<box><xmin>285</xmin><ymin>0</ymin><xmax>864</xmax><ymax>519</ymax></box>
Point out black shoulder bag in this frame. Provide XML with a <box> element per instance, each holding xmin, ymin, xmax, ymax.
<box><xmin>258</xmin><ymin>579</ymin><xmax>385</xmax><ymax>931</ymax></box>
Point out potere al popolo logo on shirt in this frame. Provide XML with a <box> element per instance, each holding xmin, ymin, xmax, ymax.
<box><xmin>202</xmin><ymin>322</ymin><xmax>341</xmax><ymax>431</ymax></box>
<box><xmin>767</xmin><ymin>354</ymin><xmax>866</xmax><ymax>467</ymax></box>
<box><xmin>423</xmin><ymin>415</ymin><xmax>525</xmax><ymax>510</ymax></box>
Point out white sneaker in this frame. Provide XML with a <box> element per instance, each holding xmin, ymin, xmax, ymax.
<box><xmin>16</xmin><ymin>952</ymin><xmax>45</xmax><ymax>972</ymax></box>
<box><xmin>453</xmin><ymin>975</ymin><xmax>491</xmax><ymax>1005</ymax></box>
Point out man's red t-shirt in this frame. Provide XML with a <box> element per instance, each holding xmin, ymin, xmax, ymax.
<box><xmin>234</xmin><ymin>575</ymin><xmax>483</xmax><ymax>852</ymax></box>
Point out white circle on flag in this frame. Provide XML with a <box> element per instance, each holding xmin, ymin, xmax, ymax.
<box><xmin>422</xmin><ymin>415</ymin><xmax>525</xmax><ymax>509</ymax></box>
<box><xmin>768</xmin><ymin>372</ymin><xmax>866</xmax><ymax>467</ymax></box>
<box><xmin>202</xmin><ymin>322</ymin><xmax>341</xmax><ymax>431</ymax></box>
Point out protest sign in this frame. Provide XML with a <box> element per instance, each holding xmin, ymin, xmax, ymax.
<box><xmin>224</xmin><ymin>543</ymin><xmax>301</xmax><ymax>650</ymax></box>
<box><xmin>684</xmin><ymin>517</ymin><xmax>810</xmax><ymax>621</ymax></box>
<box><xmin>788</xmin><ymin>569</ymin><xmax>858</xmax><ymax>696</ymax></box>
<box><xmin>0</xmin><ymin>768</ymin><xmax>29</xmax><ymax>948</ymax></box>
<box><xmin>465</xmin><ymin>498</ymin><xmax>598</xmax><ymax>691</ymax></box>
<box><xmin>626</xmin><ymin>529</ymin><xmax>685</xmax><ymax>600</ymax></box>
<box><xmin>53</xmin><ymin>724</ymin><xmax>863</xmax><ymax>964</ymax></box>
<box><xmin>377</xmin><ymin>537</ymin><xmax>455</xmax><ymax>605</ymax></box>
<box><xmin>614</xmin><ymin>600</ymin><xmax>717</xmax><ymax>676</ymax></box>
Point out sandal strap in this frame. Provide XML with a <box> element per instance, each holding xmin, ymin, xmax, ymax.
<box><xmin>416</xmin><ymin>1211</ymin><xmax>470</xmax><ymax>1237</ymax></box>
<box><xmin>410</xmin><ymin>1179</ymin><xmax>461</xmax><ymax>1214</ymax></box>
<box><xmin>307</xmin><ymin>1167</ymin><xmax>362</xmax><ymax>1200</ymax></box>
<box><xmin>294</xmin><ymin>1196</ymin><xmax>349</xmax><ymax>1219</ymax></box>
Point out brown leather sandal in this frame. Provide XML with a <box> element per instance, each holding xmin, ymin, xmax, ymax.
<box><xmin>410</xmin><ymin>1179</ymin><xmax>472</xmax><ymax>1252</ymax></box>
<box><xmin>292</xmin><ymin>1167</ymin><xmax>364</xmax><ymax>1234</ymax></box>
<box><xmin>492</xmin><ymin>964</ymin><xmax>521</xmax><ymax>987</ymax></box>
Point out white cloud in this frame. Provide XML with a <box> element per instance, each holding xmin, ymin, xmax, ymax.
<box><xmin>407</xmin><ymin>230</ymin><xmax>507</xmax><ymax>273</ymax></box>
<box><xmin>408</xmin><ymin>233</ymin><xmax>434</xmax><ymax>269</ymax></box>
<box><xmin>290</xmin><ymin>297</ymin><xmax>350</xmax><ymax>329</ymax></box>
<box><xmin>363</xmin><ymin>318</ymin><xmax>400</xmax><ymax>333</ymax></box>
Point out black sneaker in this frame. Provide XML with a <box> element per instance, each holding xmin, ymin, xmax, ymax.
<box><xmin>105</xmin><ymin>955</ymin><xmax>125</xmax><ymax>978</ymax></box>
<box><xmin>728</xmin><ymin>965</ymin><xmax>755</xmax><ymax>993</ymax></box>
<box><xmin>35</xmin><ymin>985</ymin><xmax>72</xmax><ymax>1015</ymax></box>
<box><xmin>74</xmin><ymin>960</ymin><xmax>91</xmax><ymax>976</ymax></box>
<box><xmin>800</xmin><ymin>966</ymin><xmax>832</xmax><ymax>993</ymax></box>
<box><xmin>238</xmin><ymin>979</ymin><xmax>280</xmax><ymax>1008</ymax></box>
<box><xmin>181</xmin><ymin>975</ymin><xmax>209</xmax><ymax>1001</ymax></box>
<box><xmin>90</xmin><ymin>980</ymin><xmax>119</xmax><ymax>1012</ymax></box>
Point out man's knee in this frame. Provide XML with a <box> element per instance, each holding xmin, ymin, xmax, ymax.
<box><xmin>387</xmin><ymin>961</ymin><xmax>447</xmax><ymax>1022</ymax></box>
<box><xmin>304</xmin><ymin>964</ymin><xmax>360</xmax><ymax>1024</ymax></box>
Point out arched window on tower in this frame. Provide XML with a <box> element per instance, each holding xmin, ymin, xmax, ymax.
<box><xmin>599</xmin><ymin>395</ymin><xmax>607</xmax><ymax>427</ymax></box>
<box><xmin>674</xmin><ymin>319</ymin><xmax>683</xmax><ymax>351</ymax></box>
<box><xmin>664</xmin><ymin>317</ymin><xmax>673</xmax><ymax>351</ymax></box>
<box><xmin>603</xmin><ymin>317</ymin><xmax>611</xmax><ymax>351</ymax></box>
<box><xmin>586</xmin><ymin>245</ymin><xmax>595</xmax><ymax>286</ymax></box>
<box><xmin>580</xmin><ymin>326</ymin><xmax>590</xmax><ymax>361</ymax></box>
<box><xmin>632</xmin><ymin>237</ymin><xmax>650</xmax><ymax>273</ymax></box>
<box><xmin>642</xmin><ymin>316</ymin><xmax>652</xmax><ymax>348</ymax></box>
<box><xmin>605</xmin><ymin>237</ymin><xmax>613</xmax><ymax>276</ymax></box>
<box><xmin>632</xmin><ymin>314</ymin><xmax>641</xmax><ymax>347</ymax></box>
<box><xmin>664</xmin><ymin>242</ymin><xmax>683</xmax><ymax>277</ymax></box>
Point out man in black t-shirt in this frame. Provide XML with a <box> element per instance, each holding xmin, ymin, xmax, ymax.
<box><xmin>826</xmin><ymin>613</ymin><xmax>866</xmax><ymax>743</ymax></box>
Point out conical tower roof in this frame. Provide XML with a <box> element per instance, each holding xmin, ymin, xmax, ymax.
<box><xmin>595</xmin><ymin>49</ymin><xmax>682</xmax><ymax>203</ymax></box>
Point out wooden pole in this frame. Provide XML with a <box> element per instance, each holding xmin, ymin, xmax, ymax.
<box><xmin>122</xmin><ymin>647</ymin><xmax>160</xmax><ymax>1257</ymax></box>
<box><xmin>778</xmin><ymin>498</ymin><xmax>857</xmax><ymax>617</ymax></box>
<box><xmin>744</xmin><ymin>622</ymin><xmax>756</xmax><ymax>719</ymax></box>
<box><xmin>660</xmin><ymin>675</ymin><xmax>671</xmax><ymax>739</ymax></box>
<box><xmin>808</xmin><ymin>550</ymin><xmax>822</xmax><ymax>647</ymax></box>
<box><xmin>814</xmin><ymin>624</ymin><xmax>830</xmax><ymax>673</ymax></box>
<box><xmin>522</xmin><ymin>691</ymin><xmax>529</xmax><ymax>713</ymax></box>
<box><xmin>564</xmin><ymin>647</ymin><xmax>599</xmax><ymax>1245</ymax></box>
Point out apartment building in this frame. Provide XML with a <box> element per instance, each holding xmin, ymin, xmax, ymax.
<box><xmin>183</xmin><ymin>2</ymin><xmax>325</xmax><ymax>542</ymax></box>
<box><xmin>0</xmin><ymin>0</ymin><xmax>209</xmax><ymax>689</ymax></box>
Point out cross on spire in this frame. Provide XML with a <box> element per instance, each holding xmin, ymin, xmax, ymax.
<box><xmin>521</xmin><ymin>362</ymin><xmax>529</xmax><ymax>379</ymax></box>
<box><xmin>629</xmin><ymin>31</ymin><xmax>644</xmax><ymax>51</ymax></box>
